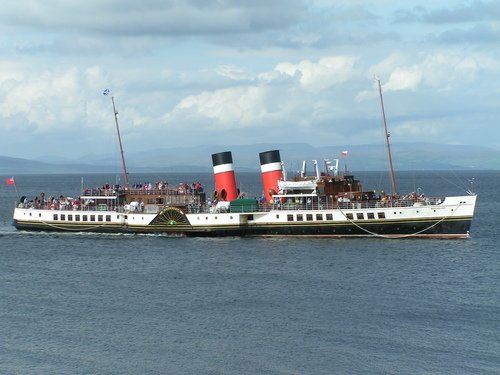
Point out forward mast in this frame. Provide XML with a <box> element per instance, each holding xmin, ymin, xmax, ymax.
<box><xmin>110</xmin><ymin>95</ymin><xmax>129</xmax><ymax>189</ymax></box>
<box><xmin>377</xmin><ymin>79</ymin><xmax>398</xmax><ymax>196</ymax></box>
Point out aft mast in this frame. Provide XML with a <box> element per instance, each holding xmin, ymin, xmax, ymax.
<box><xmin>104</xmin><ymin>90</ymin><xmax>129</xmax><ymax>189</ymax></box>
<box><xmin>377</xmin><ymin>79</ymin><xmax>397</xmax><ymax>196</ymax></box>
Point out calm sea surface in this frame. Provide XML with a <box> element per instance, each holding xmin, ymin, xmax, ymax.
<box><xmin>0</xmin><ymin>171</ymin><xmax>498</xmax><ymax>374</ymax></box>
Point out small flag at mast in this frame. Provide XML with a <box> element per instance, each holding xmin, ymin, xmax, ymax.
<box><xmin>103</xmin><ymin>88</ymin><xmax>110</xmax><ymax>96</ymax></box>
<box><xmin>341</xmin><ymin>150</ymin><xmax>348</xmax><ymax>157</ymax></box>
<box><xmin>5</xmin><ymin>177</ymin><xmax>15</xmax><ymax>185</ymax></box>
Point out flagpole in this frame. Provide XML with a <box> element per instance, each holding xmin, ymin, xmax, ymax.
<box><xmin>341</xmin><ymin>151</ymin><xmax>348</xmax><ymax>174</ymax></box>
<box><xmin>8</xmin><ymin>177</ymin><xmax>20</xmax><ymax>202</ymax></box>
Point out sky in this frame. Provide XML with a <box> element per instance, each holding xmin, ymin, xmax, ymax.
<box><xmin>0</xmin><ymin>0</ymin><xmax>499</xmax><ymax>160</ymax></box>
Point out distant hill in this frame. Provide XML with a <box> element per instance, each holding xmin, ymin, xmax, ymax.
<box><xmin>1</xmin><ymin>142</ymin><xmax>500</xmax><ymax>174</ymax></box>
<box><xmin>0</xmin><ymin>155</ymin><xmax>118</xmax><ymax>174</ymax></box>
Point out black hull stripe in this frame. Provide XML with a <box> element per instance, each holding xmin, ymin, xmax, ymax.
<box><xmin>14</xmin><ymin>217</ymin><xmax>473</xmax><ymax>238</ymax></box>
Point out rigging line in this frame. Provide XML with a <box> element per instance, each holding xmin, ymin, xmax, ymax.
<box><xmin>449</xmin><ymin>169</ymin><xmax>474</xmax><ymax>192</ymax></box>
<box><xmin>336</xmin><ymin>202</ymin><xmax>464</xmax><ymax>239</ymax></box>
<box><xmin>427</xmin><ymin>169</ymin><xmax>472</xmax><ymax>193</ymax></box>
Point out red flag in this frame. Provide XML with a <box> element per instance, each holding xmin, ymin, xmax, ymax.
<box><xmin>5</xmin><ymin>177</ymin><xmax>15</xmax><ymax>185</ymax></box>
<box><xmin>341</xmin><ymin>150</ymin><xmax>348</xmax><ymax>157</ymax></box>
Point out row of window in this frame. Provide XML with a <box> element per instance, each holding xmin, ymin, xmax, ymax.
<box><xmin>195</xmin><ymin>212</ymin><xmax>388</xmax><ymax>222</ymax></box>
<box><xmin>286</xmin><ymin>212</ymin><xmax>386</xmax><ymax>222</ymax></box>
<box><xmin>51</xmin><ymin>211</ymin><xmax>389</xmax><ymax>223</ymax></box>
<box><xmin>53</xmin><ymin>213</ymin><xmax>113</xmax><ymax>222</ymax></box>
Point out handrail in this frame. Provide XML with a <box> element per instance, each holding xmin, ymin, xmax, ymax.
<box><xmin>81</xmin><ymin>187</ymin><xmax>204</xmax><ymax>197</ymax></box>
<box><xmin>17</xmin><ymin>196</ymin><xmax>449</xmax><ymax>214</ymax></box>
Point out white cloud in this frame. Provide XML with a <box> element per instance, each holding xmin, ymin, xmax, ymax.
<box><xmin>420</xmin><ymin>52</ymin><xmax>479</xmax><ymax>90</ymax></box>
<box><xmin>367</xmin><ymin>50</ymin><xmax>491</xmax><ymax>93</ymax></box>
<box><xmin>172</xmin><ymin>86</ymin><xmax>269</xmax><ymax>128</ymax></box>
<box><xmin>385</xmin><ymin>66</ymin><xmax>423</xmax><ymax>91</ymax></box>
<box><xmin>0</xmin><ymin>66</ymin><xmax>110</xmax><ymax>132</ymax></box>
<box><xmin>164</xmin><ymin>55</ymin><xmax>360</xmax><ymax>133</ymax></box>
<box><xmin>393</xmin><ymin>120</ymin><xmax>442</xmax><ymax>138</ymax></box>
<box><xmin>275</xmin><ymin>56</ymin><xmax>357</xmax><ymax>92</ymax></box>
<box><xmin>214</xmin><ymin>65</ymin><xmax>250</xmax><ymax>81</ymax></box>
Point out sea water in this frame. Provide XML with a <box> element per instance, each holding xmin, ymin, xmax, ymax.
<box><xmin>0</xmin><ymin>171</ymin><xmax>498</xmax><ymax>374</ymax></box>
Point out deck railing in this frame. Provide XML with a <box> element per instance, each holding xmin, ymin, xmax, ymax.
<box><xmin>18</xmin><ymin>197</ymin><xmax>445</xmax><ymax>214</ymax></box>
<box><xmin>80</xmin><ymin>187</ymin><xmax>203</xmax><ymax>197</ymax></box>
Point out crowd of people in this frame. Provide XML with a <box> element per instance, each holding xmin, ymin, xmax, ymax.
<box><xmin>20</xmin><ymin>180</ymin><xmax>206</xmax><ymax>211</ymax></box>
<box><xmin>129</xmin><ymin>181</ymin><xmax>204</xmax><ymax>195</ymax></box>
<box><xmin>19</xmin><ymin>193</ymin><xmax>82</xmax><ymax>210</ymax></box>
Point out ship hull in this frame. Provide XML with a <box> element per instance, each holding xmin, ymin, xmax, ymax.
<box><xmin>12</xmin><ymin>216</ymin><xmax>473</xmax><ymax>238</ymax></box>
<box><xmin>12</xmin><ymin>195</ymin><xmax>476</xmax><ymax>239</ymax></box>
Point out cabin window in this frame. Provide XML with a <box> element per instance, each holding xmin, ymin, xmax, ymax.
<box><xmin>378</xmin><ymin>212</ymin><xmax>386</xmax><ymax>219</ymax></box>
<box><xmin>156</xmin><ymin>198</ymin><xmax>164</xmax><ymax>204</ymax></box>
<box><xmin>326</xmin><ymin>213</ymin><xmax>333</xmax><ymax>221</ymax></box>
<box><xmin>287</xmin><ymin>214</ymin><xmax>294</xmax><ymax>222</ymax></box>
<box><xmin>316</xmin><ymin>214</ymin><xmax>323</xmax><ymax>221</ymax></box>
<box><xmin>106</xmin><ymin>215</ymin><xmax>111</xmax><ymax>222</ymax></box>
<box><xmin>367</xmin><ymin>213</ymin><xmax>375</xmax><ymax>219</ymax></box>
<box><xmin>53</xmin><ymin>214</ymin><xmax>58</xmax><ymax>220</ymax></box>
<box><xmin>356</xmin><ymin>213</ymin><xmax>364</xmax><ymax>220</ymax></box>
<box><xmin>247</xmin><ymin>215</ymin><xmax>254</xmax><ymax>221</ymax></box>
<box><xmin>306</xmin><ymin>214</ymin><xmax>313</xmax><ymax>221</ymax></box>
<box><xmin>83</xmin><ymin>215</ymin><xmax>88</xmax><ymax>221</ymax></box>
<box><xmin>90</xmin><ymin>215</ymin><xmax>96</xmax><ymax>222</ymax></box>
<box><xmin>296</xmin><ymin>214</ymin><xmax>303</xmax><ymax>221</ymax></box>
<box><xmin>98</xmin><ymin>215</ymin><xmax>103</xmax><ymax>222</ymax></box>
<box><xmin>276</xmin><ymin>214</ymin><xmax>279</xmax><ymax>219</ymax></box>
<box><xmin>147</xmin><ymin>198</ymin><xmax>156</xmax><ymax>204</ymax></box>
<box><xmin>346</xmin><ymin>213</ymin><xmax>353</xmax><ymax>220</ymax></box>
<box><xmin>68</xmin><ymin>214</ymin><xmax>73</xmax><ymax>221</ymax></box>
<box><xmin>75</xmin><ymin>215</ymin><xmax>80</xmax><ymax>221</ymax></box>
<box><xmin>60</xmin><ymin>214</ymin><xmax>66</xmax><ymax>221</ymax></box>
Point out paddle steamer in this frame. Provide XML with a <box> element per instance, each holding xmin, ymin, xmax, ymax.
<box><xmin>11</xmin><ymin>82</ymin><xmax>477</xmax><ymax>238</ymax></box>
<box><xmin>11</xmin><ymin>147</ymin><xmax>477</xmax><ymax>239</ymax></box>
